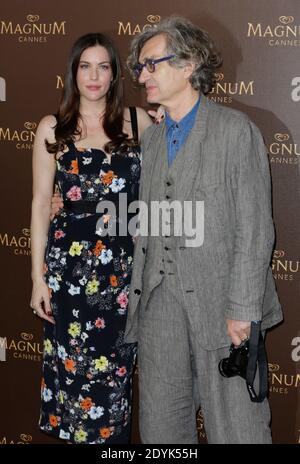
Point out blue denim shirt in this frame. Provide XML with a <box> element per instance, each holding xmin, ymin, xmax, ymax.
<box><xmin>165</xmin><ymin>96</ymin><xmax>201</xmax><ymax>166</ymax></box>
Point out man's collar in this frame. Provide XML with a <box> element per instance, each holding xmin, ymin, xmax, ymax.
<box><xmin>165</xmin><ymin>95</ymin><xmax>201</xmax><ymax>130</ymax></box>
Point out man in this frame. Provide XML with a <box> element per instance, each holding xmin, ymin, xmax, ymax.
<box><xmin>125</xmin><ymin>16</ymin><xmax>282</xmax><ymax>444</ymax></box>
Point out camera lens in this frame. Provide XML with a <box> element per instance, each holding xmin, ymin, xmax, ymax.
<box><xmin>218</xmin><ymin>358</ymin><xmax>231</xmax><ymax>378</ymax></box>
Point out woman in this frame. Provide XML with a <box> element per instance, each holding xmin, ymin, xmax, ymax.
<box><xmin>30</xmin><ymin>32</ymin><xmax>151</xmax><ymax>444</ymax></box>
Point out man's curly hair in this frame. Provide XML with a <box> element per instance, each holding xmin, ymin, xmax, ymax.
<box><xmin>127</xmin><ymin>16</ymin><xmax>223</xmax><ymax>95</ymax></box>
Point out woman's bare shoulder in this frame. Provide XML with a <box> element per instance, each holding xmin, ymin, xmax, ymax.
<box><xmin>124</xmin><ymin>106</ymin><xmax>152</xmax><ymax>137</ymax></box>
<box><xmin>36</xmin><ymin>115</ymin><xmax>57</xmax><ymax>142</ymax></box>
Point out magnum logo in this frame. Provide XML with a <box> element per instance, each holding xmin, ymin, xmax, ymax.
<box><xmin>272</xmin><ymin>250</ymin><xmax>299</xmax><ymax>281</ymax></box>
<box><xmin>56</xmin><ymin>75</ymin><xmax>64</xmax><ymax>89</ymax></box>
<box><xmin>118</xmin><ymin>14</ymin><xmax>161</xmax><ymax>35</ymax></box>
<box><xmin>0</xmin><ymin>14</ymin><xmax>66</xmax><ymax>42</ymax></box>
<box><xmin>0</xmin><ymin>434</ymin><xmax>33</xmax><ymax>445</ymax></box>
<box><xmin>247</xmin><ymin>16</ymin><xmax>300</xmax><ymax>46</ymax></box>
<box><xmin>209</xmin><ymin>73</ymin><xmax>254</xmax><ymax>104</ymax></box>
<box><xmin>268</xmin><ymin>133</ymin><xmax>299</xmax><ymax>165</ymax></box>
<box><xmin>268</xmin><ymin>363</ymin><xmax>300</xmax><ymax>395</ymax></box>
<box><xmin>0</xmin><ymin>122</ymin><xmax>36</xmax><ymax>150</ymax></box>
<box><xmin>1</xmin><ymin>332</ymin><xmax>42</xmax><ymax>362</ymax></box>
<box><xmin>0</xmin><ymin>228</ymin><xmax>31</xmax><ymax>255</ymax></box>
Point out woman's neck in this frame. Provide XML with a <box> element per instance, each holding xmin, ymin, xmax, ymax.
<box><xmin>79</xmin><ymin>99</ymin><xmax>106</xmax><ymax>120</ymax></box>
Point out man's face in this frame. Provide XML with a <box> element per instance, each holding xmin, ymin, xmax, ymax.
<box><xmin>138</xmin><ymin>34</ymin><xmax>191</xmax><ymax>106</ymax></box>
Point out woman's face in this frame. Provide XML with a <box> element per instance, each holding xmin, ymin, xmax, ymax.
<box><xmin>76</xmin><ymin>45</ymin><xmax>113</xmax><ymax>103</ymax></box>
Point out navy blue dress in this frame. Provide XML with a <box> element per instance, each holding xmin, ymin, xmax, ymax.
<box><xmin>39</xmin><ymin>136</ymin><xmax>140</xmax><ymax>443</ymax></box>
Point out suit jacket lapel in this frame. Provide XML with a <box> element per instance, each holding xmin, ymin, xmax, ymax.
<box><xmin>176</xmin><ymin>95</ymin><xmax>210</xmax><ymax>201</ymax></box>
<box><xmin>140</xmin><ymin>121</ymin><xmax>166</xmax><ymax>204</ymax></box>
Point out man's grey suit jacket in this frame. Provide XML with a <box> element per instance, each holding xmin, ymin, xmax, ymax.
<box><xmin>125</xmin><ymin>96</ymin><xmax>282</xmax><ymax>350</ymax></box>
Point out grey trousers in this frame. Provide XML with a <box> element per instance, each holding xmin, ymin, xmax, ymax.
<box><xmin>138</xmin><ymin>273</ymin><xmax>272</xmax><ymax>444</ymax></box>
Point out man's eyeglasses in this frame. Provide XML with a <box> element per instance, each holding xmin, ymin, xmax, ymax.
<box><xmin>134</xmin><ymin>55</ymin><xmax>175</xmax><ymax>76</ymax></box>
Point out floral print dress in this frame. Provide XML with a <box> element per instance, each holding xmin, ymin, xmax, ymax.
<box><xmin>40</xmin><ymin>140</ymin><xmax>140</xmax><ymax>444</ymax></box>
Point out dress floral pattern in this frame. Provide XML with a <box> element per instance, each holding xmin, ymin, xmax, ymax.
<box><xmin>40</xmin><ymin>141</ymin><xmax>140</xmax><ymax>443</ymax></box>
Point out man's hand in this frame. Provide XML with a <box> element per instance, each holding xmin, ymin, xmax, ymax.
<box><xmin>50</xmin><ymin>191</ymin><xmax>63</xmax><ymax>220</ymax></box>
<box><xmin>226</xmin><ymin>319</ymin><xmax>251</xmax><ymax>346</ymax></box>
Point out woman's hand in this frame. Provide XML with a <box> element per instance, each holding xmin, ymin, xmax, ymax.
<box><xmin>147</xmin><ymin>105</ymin><xmax>165</xmax><ymax>124</ymax></box>
<box><xmin>30</xmin><ymin>279</ymin><xmax>55</xmax><ymax>324</ymax></box>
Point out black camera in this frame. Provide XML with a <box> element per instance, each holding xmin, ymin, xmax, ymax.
<box><xmin>218</xmin><ymin>340</ymin><xmax>249</xmax><ymax>379</ymax></box>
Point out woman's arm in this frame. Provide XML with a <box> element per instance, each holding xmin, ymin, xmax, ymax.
<box><xmin>30</xmin><ymin>115</ymin><xmax>57</xmax><ymax>323</ymax></box>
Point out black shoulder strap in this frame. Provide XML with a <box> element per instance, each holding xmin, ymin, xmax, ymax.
<box><xmin>246</xmin><ymin>322</ymin><xmax>268</xmax><ymax>403</ymax></box>
<box><xmin>129</xmin><ymin>106</ymin><xmax>138</xmax><ymax>144</ymax></box>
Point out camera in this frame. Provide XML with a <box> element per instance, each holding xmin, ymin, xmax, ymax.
<box><xmin>218</xmin><ymin>340</ymin><xmax>249</xmax><ymax>379</ymax></box>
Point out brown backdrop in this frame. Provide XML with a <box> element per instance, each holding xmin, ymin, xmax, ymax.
<box><xmin>0</xmin><ymin>0</ymin><xmax>299</xmax><ymax>445</ymax></box>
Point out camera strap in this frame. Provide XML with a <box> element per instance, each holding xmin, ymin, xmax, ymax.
<box><xmin>246</xmin><ymin>321</ymin><xmax>268</xmax><ymax>403</ymax></box>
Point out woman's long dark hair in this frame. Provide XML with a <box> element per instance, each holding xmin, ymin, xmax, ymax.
<box><xmin>46</xmin><ymin>33</ymin><xmax>129</xmax><ymax>154</ymax></box>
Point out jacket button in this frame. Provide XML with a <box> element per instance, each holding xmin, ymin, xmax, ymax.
<box><xmin>159</xmin><ymin>270</ymin><xmax>165</xmax><ymax>275</ymax></box>
<box><xmin>134</xmin><ymin>289</ymin><xmax>141</xmax><ymax>295</ymax></box>
<box><xmin>166</xmin><ymin>195</ymin><xmax>170</xmax><ymax>199</ymax></box>
<box><xmin>166</xmin><ymin>181</ymin><xmax>172</xmax><ymax>186</ymax></box>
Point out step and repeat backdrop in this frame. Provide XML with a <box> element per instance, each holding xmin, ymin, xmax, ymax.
<box><xmin>0</xmin><ymin>0</ymin><xmax>299</xmax><ymax>444</ymax></box>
